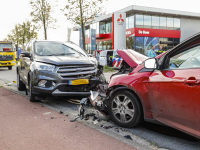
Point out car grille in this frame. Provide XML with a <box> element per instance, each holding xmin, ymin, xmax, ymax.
<box><xmin>57</xmin><ymin>64</ymin><xmax>96</xmax><ymax>79</ymax></box>
<box><xmin>0</xmin><ymin>55</ymin><xmax>14</xmax><ymax>61</ymax></box>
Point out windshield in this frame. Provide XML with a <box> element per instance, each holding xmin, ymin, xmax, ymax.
<box><xmin>35</xmin><ymin>42</ymin><xmax>87</xmax><ymax>57</ymax></box>
<box><xmin>0</xmin><ymin>43</ymin><xmax>14</xmax><ymax>52</ymax></box>
<box><xmin>113</xmin><ymin>50</ymin><xmax>120</xmax><ymax>58</ymax></box>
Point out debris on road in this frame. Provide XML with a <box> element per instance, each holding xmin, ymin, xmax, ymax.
<box><xmin>74</xmin><ymin>126</ymin><xmax>77</xmax><ymax>128</ymax></box>
<box><xmin>59</xmin><ymin>111</ymin><xmax>63</xmax><ymax>114</ymax></box>
<box><xmin>93</xmin><ymin>120</ymin><xmax>99</xmax><ymax>125</ymax></box>
<box><xmin>43</xmin><ymin>112</ymin><xmax>51</xmax><ymax>115</ymax></box>
<box><xmin>70</xmin><ymin>116</ymin><xmax>81</xmax><ymax>122</ymax></box>
<box><xmin>51</xmin><ymin>117</ymin><xmax>55</xmax><ymax>119</ymax></box>
<box><xmin>114</xmin><ymin>128</ymin><xmax>119</xmax><ymax>133</ymax></box>
<box><xmin>124</xmin><ymin>135</ymin><xmax>132</xmax><ymax>140</ymax></box>
<box><xmin>100</xmin><ymin>125</ymin><xmax>113</xmax><ymax>129</ymax></box>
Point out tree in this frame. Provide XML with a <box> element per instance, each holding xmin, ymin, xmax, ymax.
<box><xmin>30</xmin><ymin>0</ymin><xmax>57</xmax><ymax>40</ymax></box>
<box><xmin>7</xmin><ymin>21</ymin><xmax>38</xmax><ymax>48</ymax></box>
<box><xmin>63</xmin><ymin>0</ymin><xmax>106</xmax><ymax>50</ymax></box>
<box><xmin>7</xmin><ymin>24</ymin><xmax>21</xmax><ymax>46</ymax></box>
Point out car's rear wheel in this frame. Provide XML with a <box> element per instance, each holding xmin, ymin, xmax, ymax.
<box><xmin>108</xmin><ymin>90</ymin><xmax>142</xmax><ymax>128</ymax></box>
<box><xmin>29</xmin><ymin>80</ymin><xmax>37</xmax><ymax>102</ymax></box>
<box><xmin>8</xmin><ymin>66</ymin><xmax>12</xmax><ymax>70</ymax></box>
<box><xmin>17</xmin><ymin>73</ymin><xmax>26</xmax><ymax>91</ymax></box>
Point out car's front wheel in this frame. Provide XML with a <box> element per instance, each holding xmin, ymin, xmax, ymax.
<box><xmin>108</xmin><ymin>90</ymin><xmax>143</xmax><ymax>128</ymax></box>
<box><xmin>29</xmin><ymin>80</ymin><xmax>37</xmax><ymax>102</ymax></box>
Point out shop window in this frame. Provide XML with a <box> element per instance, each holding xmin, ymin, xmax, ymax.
<box><xmin>143</xmin><ymin>37</ymin><xmax>159</xmax><ymax>56</ymax></box>
<box><xmin>136</xmin><ymin>14</ymin><xmax>143</xmax><ymax>28</ymax></box>
<box><xmin>167</xmin><ymin>17</ymin><xmax>173</xmax><ymax>30</ymax></box>
<box><xmin>144</xmin><ymin>15</ymin><xmax>151</xmax><ymax>28</ymax></box>
<box><xmin>126</xmin><ymin>37</ymin><xmax>134</xmax><ymax>49</ymax></box>
<box><xmin>160</xmin><ymin>17</ymin><xmax>166</xmax><ymax>29</ymax></box>
<box><xmin>152</xmin><ymin>16</ymin><xmax>159</xmax><ymax>29</ymax></box>
<box><xmin>126</xmin><ymin>17</ymin><xmax>129</xmax><ymax>29</ymax></box>
<box><xmin>100</xmin><ymin>22</ymin><xmax>106</xmax><ymax>34</ymax></box>
<box><xmin>174</xmin><ymin>18</ymin><xmax>180</xmax><ymax>30</ymax></box>
<box><xmin>99</xmin><ymin>42</ymin><xmax>102</xmax><ymax>50</ymax></box>
<box><xmin>128</xmin><ymin>15</ymin><xmax>134</xmax><ymax>28</ymax></box>
<box><xmin>105</xmin><ymin>40</ymin><xmax>112</xmax><ymax>50</ymax></box>
<box><xmin>106</xmin><ymin>22</ymin><xmax>112</xmax><ymax>33</ymax></box>
<box><xmin>135</xmin><ymin>37</ymin><xmax>144</xmax><ymax>54</ymax></box>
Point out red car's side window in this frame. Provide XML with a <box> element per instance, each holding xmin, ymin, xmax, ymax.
<box><xmin>166</xmin><ymin>45</ymin><xmax>200</xmax><ymax>69</ymax></box>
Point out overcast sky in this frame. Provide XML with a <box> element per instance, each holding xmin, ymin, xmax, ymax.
<box><xmin>1</xmin><ymin>0</ymin><xmax>200</xmax><ymax>42</ymax></box>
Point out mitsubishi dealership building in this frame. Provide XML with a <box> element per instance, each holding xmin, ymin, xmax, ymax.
<box><xmin>83</xmin><ymin>5</ymin><xmax>200</xmax><ymax>56</ymax></box>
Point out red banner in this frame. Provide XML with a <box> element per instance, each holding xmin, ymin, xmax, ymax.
<box><xmin>126</xmin><ymin>28</ymin><xmax>181</xmax><ymax>38</ymax></box>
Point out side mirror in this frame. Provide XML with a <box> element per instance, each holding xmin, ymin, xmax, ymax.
<box><xmin>144</xmin><ymin>58</ymin><xmax>157</xmax><ymax>69</ymax></box>
<box><xmin>21</xmin><ymin>51</ymin><xmax>31</xmax><ymax>58</ymax></box>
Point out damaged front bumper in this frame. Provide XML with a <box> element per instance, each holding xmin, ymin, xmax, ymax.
<box><xmin>79</xmin><ymin>84</ymin><xmax>109</xmax><ymax>117</ymax></box>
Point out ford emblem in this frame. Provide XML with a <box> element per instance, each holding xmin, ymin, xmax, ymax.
<box><xmin>76</xmin><ymin>68</ymin><xmax>82</xmax><ymax>72</ymax></box>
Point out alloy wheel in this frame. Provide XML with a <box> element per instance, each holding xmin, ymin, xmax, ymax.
<box><xmin>111</xmin><ymin>95</ymin><xmax>135</xmax><ymax>123</ymax></box>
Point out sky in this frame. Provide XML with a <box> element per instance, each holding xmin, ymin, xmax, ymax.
<box><xmin>1</xmin><ymin>0</ymin><xmax>200</xmax><ymax>44</ymax></box>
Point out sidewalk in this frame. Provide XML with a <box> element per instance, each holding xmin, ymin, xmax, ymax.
<box><xmin>0</xmin><ymin>87</ymin><xmax>136</xmax><ymax>150</ymax></box>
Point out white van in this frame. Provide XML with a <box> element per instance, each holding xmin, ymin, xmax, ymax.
<box><xmin>99</xmin><ymin>50</ymin><xmax>123</xmax><ymax>69</ymax></box>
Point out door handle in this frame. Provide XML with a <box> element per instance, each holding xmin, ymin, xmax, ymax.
<box><xmin>184</xmin><ymin>79</ymin><xmax>200</xmax><ymax>84</ymax></box>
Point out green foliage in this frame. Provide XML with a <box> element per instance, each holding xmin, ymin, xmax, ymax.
<box><xmin>103</xmin><ymin>66</ymin><xmax>115</xmax><ymax>72</ymax></box>
<box><xmin>63</xmin><ymin>0</ymin><xmax>106</xmax><ymax>50</ymax></box>
<box><xmin>30</xmin><ymin>0</ymin><xmax>57</xmax><ymax>40</ymax></box>
<box><xmin>7</xmin><ymin>21</ymin><xmax>38</xmax><ymax>48</ymax></box>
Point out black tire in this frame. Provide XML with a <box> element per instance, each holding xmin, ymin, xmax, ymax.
<box><xmin>29</xmin><ymin>80</ymin><xmax>37</xmax><ymax>102</ymax></box>
<box><xmin>8</xmin><ymin>66</ymin><xmax>12</xmax><ymax>70</ymax></box>
<box><xmin>108</xmin><ymin>90</ymin><xmax>143</xmax><ymax>128</ymax></box>
<box><xmin>17</xmin><ymin>73</ymin><xmax>26</xmax><ymax>91</ymax></box>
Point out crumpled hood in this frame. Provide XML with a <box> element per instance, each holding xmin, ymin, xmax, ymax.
<box><xmin>117</xmin><ymin>49</ymin><xmax>148</xmax><ymax>68</ymax></box>
<box><xmin>34</xmin><ymin>55</ymin><xmax>95</xmax><ymax>66</ymax></box>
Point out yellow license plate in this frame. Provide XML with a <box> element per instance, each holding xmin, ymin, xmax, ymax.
<box><xmin>69</xmin><ymin>79</ymin><xmax>89</xmax><ymax>85</ymax></box>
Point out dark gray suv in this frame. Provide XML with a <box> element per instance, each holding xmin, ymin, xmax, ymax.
<box><xmin>16</xmin><ymin>39</ymin><xmax>105</xmax><ymax>102</ymax></box>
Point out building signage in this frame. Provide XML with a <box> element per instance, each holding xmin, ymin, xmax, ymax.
<box><xmin>113</xmin><ymin>12</ymin><xmax>126</xmax><ymax>49</ymax></box>
<box><xmin>90</xmin><ymin>29</ymin><xmax>96</xmax><ymax>51</ymax></box>
<box><xmin>134</xmin><ymin>28</ymin><xmax>181</xmax><ymax>38</ymax></box>
<box><xmin>117</xmin><ymin>14</ymin><xmax>124</xmax><ymax>26</ymax></box>
<box><xmin>138</xmin><ymin>30</ymin><xmax>149</xmax><ymax>34</ymax></box>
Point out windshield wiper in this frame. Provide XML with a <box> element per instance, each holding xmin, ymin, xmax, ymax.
<box><xmin>43</xmin><ymin>53</ymin><xmax>75</xmax><ymax>56</ymax></box>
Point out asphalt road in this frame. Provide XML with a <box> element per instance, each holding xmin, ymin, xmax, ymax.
<box><xmin>0</xmin><ymin>66</ymin><xmax>17</xmax><ymax>83</ymax></box>
<box><xmin>1</xmin><ymin>66</ymin><xmax>200</xmax><ymax>150</ymax></box>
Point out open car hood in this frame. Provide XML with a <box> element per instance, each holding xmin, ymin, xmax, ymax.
<box><xmin>117</xmin><ymin>49</ymin><xmax>148</xmax><ymax>68</ymax></box>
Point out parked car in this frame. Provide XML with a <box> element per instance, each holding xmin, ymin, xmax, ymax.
<box><xmin>16</xmin><ymin>40</ymin><xmax>105</xmax><ymax>102</ymax></box>
<box><xmin>103</xmin><ymin>33</ymin><xmax>200</xmax><ymax>139</ymax></box>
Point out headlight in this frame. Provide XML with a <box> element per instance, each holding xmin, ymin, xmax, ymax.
<box><xmin>35</xmin><ymin>62</ymin><xmax>55</xmax><ymax>72</ymax></box>
<box><xmin>12</xmin><ymin>61</ymin><xmax>16</xmax><ymax>63</ymax></box>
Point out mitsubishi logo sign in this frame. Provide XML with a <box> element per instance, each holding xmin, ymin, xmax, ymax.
<box><xmin>117</xmin><ymin>14</ymin><xmax>124</xmax><ymax>22</ymax></box>
<box><xmin>138</xmin><ymin>30</ymin><xmax>150</xmax><ymax>34</ymax></box>
<box><xmin>117</xmin><ymin>14</ymin><xmax>124</xmax><ymax>25</ymax></box>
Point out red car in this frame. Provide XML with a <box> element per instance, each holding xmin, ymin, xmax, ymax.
<box><xmin>106</xmin><ymin>33</ymin><xmax>200</xmax><ymax>139</ymax></box>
